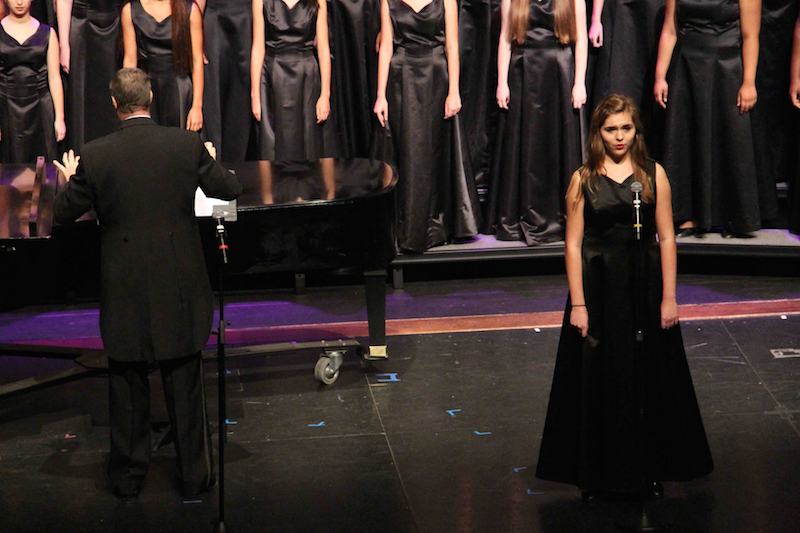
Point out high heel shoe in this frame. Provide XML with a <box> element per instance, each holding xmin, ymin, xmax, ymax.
<box><xmin>675</xmin><ymin>226</ymin><xmax>695</xmax><ymax>238</ymax></box>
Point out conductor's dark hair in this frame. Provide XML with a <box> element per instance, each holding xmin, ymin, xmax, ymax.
<box><xmin>109</xmin><ymin>68</ymin><xmax>152</xmax><ymax>114</ymax></box>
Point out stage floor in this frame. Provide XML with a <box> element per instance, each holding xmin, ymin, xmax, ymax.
<box><xmin>1</xmin><ymin>273</ymin><xmax>799</xmax><ymax>532</ymax></box>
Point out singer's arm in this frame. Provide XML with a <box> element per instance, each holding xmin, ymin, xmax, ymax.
<box><xmin>565</xmin><ymin>171</ymin><xmax>588</xmax><ymax>338</ymax></box>
<box><xmin>654</xmin><ymin>163</ymin><xmax>678</xmax><ymax>329</ymax></box>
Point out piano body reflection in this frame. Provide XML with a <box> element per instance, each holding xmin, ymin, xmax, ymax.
<box><xmin>0</xmin><ymin>158</ymin><xmax>396</xmax><ymax>394</ymax></box>
<box><xmin>198</xmin><ymin>158</ymin><xmax>397</xmax><ymax>363</ymax></box>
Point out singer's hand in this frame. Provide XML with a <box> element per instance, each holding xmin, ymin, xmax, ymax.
<box><xmin>570</xmin><ymin>306</ymin><xmax>588</xmax><ymax>338</ymax></box>
<box><xmin>661</xmin><ymin>297</ymin><xmax>678</xmax><ymax>329</ymax></box>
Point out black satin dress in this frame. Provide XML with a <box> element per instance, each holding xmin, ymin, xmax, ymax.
<box><xmin>130</xmin><ymin>0</ymin><xmax>194</xmax><ymax>129</ymax></box>
<box><xmin>751</xmin><ymin>0</ymin><xmax>798</xmax><ymax>224</ymax></box>
<box><xmin>257</xmin><ymin>0</ymin><xmax>338</xmax><ymax>160</ymax></box>
<box><xmin>65</xmin><ymin>0</ymin><xmax>122</xmax><ymax>152</ymax></box>
<box><xmin>329</xmin><ymin>0</ymin><xmax>381</xmax><ymax>158</ymax></box>
<box><xmin>0</xmin><ymin>23</ymin><xmax>57</xmax><ymax>164</ymax></box>
<box><xmin>536</xmin><ymin>163</ymin><xmax>714</xmax><ymax>492</ymax></box>
<box><xmin>203</xmin><ymin>0</ymin><xmax>252</xmax><ymax>163</ymax></box>
<box><xmin>387</xmin><ymin>0</ymin><xmax>481</xmax><ymax>253</ymax></box>
<box><xmin>458</xmin><ymin>0</ymin><xmax>502</xmax><ymax>195</ymax></box>
<box><xmin>660</xmin><ymin>0</ymin><xmax>760</xmax><ymax>233</ymax></box>
<box><xmin>590</xmin><ymin>0</ymin><xmax>662</xmax><ymax>114</ymax></box>
<box><xmin>492</xmin><ymin>0</ymin><xmax>582</xmax><ymax>245</ymax></box>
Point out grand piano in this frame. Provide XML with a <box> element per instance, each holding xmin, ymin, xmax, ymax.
<box><xmin>0</xmin><ymin>158</ymin><xmax>397</xmax><ymax>394</ymax></box>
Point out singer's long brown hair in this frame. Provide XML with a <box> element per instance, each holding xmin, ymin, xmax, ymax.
<box><xmin>169</xmin><ymin>0</ymin><xmax>193</xmax><ymax>75</ymax></box>
<box><xmin>507</xmin><ymin>0</ymin><xmax>576</xmax><ymax>45</ymax></box>
<box><xmin>575</xmin><ymin>94</ymin><xmax>654</xmax><ymax>208</ymax></box>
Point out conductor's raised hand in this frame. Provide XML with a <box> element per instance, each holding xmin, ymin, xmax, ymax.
<box><xmin>204</xmin><ymin>141</ymin><xmax>217</xmax><ymax>160</ymax></box>
<box><xmin>444</xmin><ymin>93</ymin><xmax>461</xmax><ymax>119</ymax></box>
<box><xmin>660</xmin><ymin>296</ymin><xmax>678</xmax><ymax>329</ymax></box>
<box><xmin>570</xmin><ymin>306</ymin><xmax>589</xmax><ymax>338</ymax></box>
<box><xmin>53</xmin><ymin>150</ymin><xmax>80</xmax><ymax>181</ymax></box>
<box><xmin>374</xmin><ymin>95</ymin><xmax>389</xmax><ymax>127</ymax></box>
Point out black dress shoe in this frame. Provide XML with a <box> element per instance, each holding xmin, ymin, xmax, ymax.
<box><xmin>675</xmin><ymin>226</ymin><xmax>695</xmax><ymax>238</ymax></box>
<box><xmin>721</xmin><ymin>228</ymin><xmax>756</xmax><ymax>239</ymax></box>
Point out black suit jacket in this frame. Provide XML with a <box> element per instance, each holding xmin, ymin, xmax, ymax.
<box><xmin>54</xmin><ymin>117</ymin><xmax>242</xmax><ymax>362</ymax></box>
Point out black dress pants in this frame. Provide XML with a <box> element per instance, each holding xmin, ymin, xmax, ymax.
<box><xmin>107</xmin><ymin>353</ymin><xmax>213</xmax><ymax>496</ymax></box>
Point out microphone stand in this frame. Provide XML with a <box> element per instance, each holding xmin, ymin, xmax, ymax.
<box><xmin>616</xmin><ymin>182</ymin><xmax>670</xmax><ymax>532</ymax></box>
<box><xmin>213</xmin><ymin>213</ymin><xmax>229</xmax><ymax>533</ymax></box>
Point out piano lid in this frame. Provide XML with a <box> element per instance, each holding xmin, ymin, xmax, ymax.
<box><xmin>228</xmin><ymin>158</ymin><xmax>397</xmax><ymax>212</ymax></box>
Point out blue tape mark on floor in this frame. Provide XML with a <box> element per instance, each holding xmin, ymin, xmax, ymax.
<box><xmin>376</xmin><ymin>373</ymin><xmax>400</xmax><ymax>382</ymax></box>
<box><xmin>308</xmin><ymin>421</ymin><xmax>325</xmax><ymax>427</ymax></box>
<box><xmin>527</xmin><ymin>490</ymin><xmax>544</xmax><ymax>495</ymax></box>
<box><xmin>514</xmin><ymin>467</ymin><xmax>528</xmax><ymax>473</ymax></box>
<box><xmin>474</xmin><ymin>431</ymin><xmax>491</xmax><ymax>436</ymax></box>
<box><xmin>225</xmin><ymin>419</ymin><xmax>237</xmax><ymax>425</ymax></box>
<box><xmin>447</xmin><ymin>409</ymin><xmax>461</xmax><ymax>417</ymax></box>
<box><xmin>183</xmin><ymin>499</ymin><xmax>203</xmax><ymax>504</ymax></box>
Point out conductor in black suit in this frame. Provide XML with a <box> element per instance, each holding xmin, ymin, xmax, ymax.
<box><xmin>53</xmin><ymin>68</ymin><xmax>242</xmax><ymax>500</ymax></box>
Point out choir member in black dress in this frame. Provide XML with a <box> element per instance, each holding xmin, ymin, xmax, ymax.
<box><xmin>587</xmin><ymin>0</ymin><xmax>662</xmax><ymax>117</ymax></box>
<box><xmin>458</xmin><ymin>0</ymin><xmax>502</xmax><ymax>197</ymax></box>
<box><xmin>750</xmin><ymin>0</ymin><xmax>798</xmax><ymax>225</ymax></box>
<box><xmin>0</xmin><ymin>0</ymin><xmax>66</xmax><ymax>164</ymax></box>
<box><xmin>536</xmin><ymin>94</ymin><xmax>713</xmax><ymax>499</ymax></box>
<box><xmin>121</xmin><ymin>0</ymin><xmax>204</xmax><ymax>130</ymax></box>
<box><xmin>329</xmin><ymin>0</ymin><xmax>381</xmax><ymax>158</ymax></box>
<box><xmin>251</xmin><ymin>0</ymin><xmax>336</xmax><ymax>160</ymax></box>
<box><xmin>790</xmin><ymin>7</ymin><xmax>800</xmax><ymax>235</ymax></box>
<box><xmin>654</xmin><ymin>0</ymin><xmax>761</xmax><ymax>238</ymax></box>
<box><xmin>198</xmin><ymin>0</ymin><xmax>253</xmax><ymax>163</ymax></box>
<box><xmin>493</xmin><ymin>0</ymin><xmax>587</xmax><ymax>245</ymax></box>
<box><xmin>374</xmin><ymin>0</ymin><xmax>482</xmax><ymax>253</ymax></box>
<box><xmin>56</xmin><ymin>0</ymin><xmax>122</xmax><ymax>151</ymax></box>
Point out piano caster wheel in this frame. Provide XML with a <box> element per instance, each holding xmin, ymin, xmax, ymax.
<box><xmin>314</xmin><ymin>355</ymin><xmax>340</xmax><ymax>385</ymax></box>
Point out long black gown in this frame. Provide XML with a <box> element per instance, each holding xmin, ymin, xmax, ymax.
<box><xmin>0</xmin><ymin>23</ymin><xmax>57</xmax><ymax>164</ymax></box>
<box><xmin>257</xmin><ymin>0</ymin><xmax>338</xmax><ymax>160</ymax></box>
<box><xmin>589</xmin><ymin>0</ymin><xmax>662</xmax><ymax>125</ymax></box>
<box><xmin>458</xmin><ymin>0</ymin><xmax>502</xmax><ymax>197</ymax></box>
<box><xmin>492</xmin><ymin>0</ymin><xmax>582</xmax><ymax>245</ymax></box>
<box><xmin>750</xmin><ymin>0</ymin><xmax>799</xmax><ymax>224</ymax></box>
<box><xmin>386</xmin><ymin>0</ymin><xmax>481</xmax><ymax>253</ymax></box>
<box><xmin>65</xmin><ymin>0</ymin><xmax>122</xmax><ymax>152</ymax></box>
<box><xmin>659</xmin><ymin>0</ymin><xmax>760</xmax><ymax>233</ymax></box>
<box><xmin>130</xmin><ymin>0</ymin><xmax>194</xmax><ymax>129</ymax></box>
<box><xmin>203</xmin><ymin>0</ymin><xmax>252</xmax><ymax>163</ymax></box>
<box><xmin>536</xmin><ymin>163</ymin><xmax>714</xmax><ymax>491</ymax></box>
<box><xmin>328</xmin><ymin>0</ymin><xmax>381</xmax><ymax>158</ymax></box>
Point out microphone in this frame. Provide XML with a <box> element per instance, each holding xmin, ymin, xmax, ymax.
<box><xmin>631</xmin><ymin>181</ymin><xmax>643</xmax><ymax>241</ymax></box>
<box><xmin>212</xmin><ymin>210</ymin><xmax>229</xmax><ymax>264</ymax></box>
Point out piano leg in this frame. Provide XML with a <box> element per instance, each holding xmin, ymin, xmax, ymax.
<box><xmin>363</xmin><ymin>269</ymin><xmax>388</xmax><ymax>359</ymax></box>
